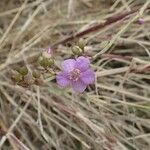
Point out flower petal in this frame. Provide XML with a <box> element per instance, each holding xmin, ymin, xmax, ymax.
<box><xmin>76</xmin><ymin>56</ymin><xmax>90</xmax><ymax>72</ymax></box>
<box><xmin>81</xmin><ymin>69</ymin><xmax>95</xmax><ymax>84</ymax></box>
<box><xmin>71</xmin><ymin>80</ymin><xmax>86</xmax><ymax>93</ymax></box>
<box><xmin>56</xmin><ymin>72</ymin><xmax>70</xmax><ymax>87</ymax></box>
<box><xmin>61</xmin><ymin>59</ymin><xmax>76</xmax><ymax>72</ymax></box>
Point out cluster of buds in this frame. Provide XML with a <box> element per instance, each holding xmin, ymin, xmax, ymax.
<box><xmin>12</xmin><ymin>66</ymin><xmax>31</xmax><ymax>87</ymax></box>
<box><xmin>71</xmin><ymin>38</ymin><xmax>86</xmax><ymax>56</ymax></box>
<box><xmin>11</xmin><ymin>66</ymin><xmax>43</xmax><ymax>87</ymax></box>
<box><xmin>38</xmin><ymin>48</ymin><xmax>54</xmax><ymax>70</ymax></box>
<box><xmin>11</xmin><ymin>39</ymin><xmax>95</xmax><ymax>93</ymax></box>
<box><xmin>11</xmin><ymin>47</ymin><xmax>55</xmax><ymax>87</ymax></box>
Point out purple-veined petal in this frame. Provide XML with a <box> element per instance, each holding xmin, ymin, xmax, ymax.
<box><xmin>80</xmin><ymin>69</ymin><xmax>95</xmax><ymax>84</ymax></box>
<box><xmin>56</xmin><ymin>72</ymin><xmax>70</xmax><ymax>87</ymax></box>
<box><xmin>61</xmin><ymin>59</ymin><xmax>76</xmax><ymax>72</ymax></box>
<box><xmin>71</xmin><ymin>80</ymin><xmax>87</xmax><ymax>93</ymax></box>
<box><xmin>75</xmin><ymin>56</ymin><xmax>90</xmax><ymax>72</ymax></box>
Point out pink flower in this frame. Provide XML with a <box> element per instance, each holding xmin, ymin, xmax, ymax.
<box><xmin>47</xmin><ymin>47</ymin><xmax>52</xmax><ymax>54</ymax></box>
<box><xmin>138</xmin><ymin>18</ymin><xmax>144</xmax><ymax>25</ymax></box>
<box><xmin>42</xmin><ymin>47</ymin><xmax>53</xmax><ymax>58</ymax></box>
<box><xmin>56</xmin><ymin>56</ymin><xmax>95</xmax><ymax>92</ymax></box>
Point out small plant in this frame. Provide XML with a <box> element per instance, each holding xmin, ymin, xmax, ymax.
<box><xmin>11</xmin><ymin>40</ymin><xmax>95</xmax><ymax>93</ymax></box>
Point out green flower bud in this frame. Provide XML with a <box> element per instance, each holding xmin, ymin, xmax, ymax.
<box><xmin>17</xmin><ymin>66</ymin><xmax>28</xmax><ymax>76</ymax></box>
<box><xmin>18</xmin><ymin>75</ymin><xmax>34</xmax><ymax>88</ymax></box>
<box><xmin>47</xmin><ymin>58</ymin><xmax>54</xmax><ymax>67</ymax></box>
<box><xmin>39</xmin><ymin>57</ymin><xmax>54</xmax><ymax>68</ymax></box>
<box><xmin>11</xmin><ymin>73</ymin><xmax>22</xmax><ymax>83</ymax></box>
<box><xmin>38</xmin><ymin>56</ymin><xmax>43</xmax><ymax>62</ymax></box>
<box><xmin>32</xmin><ymin>71</ymin><xmax>41</xmax><ymax>78</ymax></box>
<box><xmin>72</xmin><ymin>46</ymin><xmax>83</xmax><ymax>55</ymax></box>
<box><xmin>78</xmin><ymin>38</ymin><xmax>85</xmax><ymax>51</ymax></box>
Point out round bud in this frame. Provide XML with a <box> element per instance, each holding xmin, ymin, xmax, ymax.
<box><xmin>18</xmin><ymin>75</ymin><xmax>34</xmax><ymax>88</ymax></box>
<box><xmin>138</xmin><ymin>18</ymin><xmax>144</xmax><ymax>25</ymax></box>
<box><xmin>78</xmin><ymin>38</ymin><xmax>85</xmax><ymax>51</ymax></box>
<box><xmin>39</xmin><ymin>57</ymin><xmax>54</xmax><ymax>68</ymax></box>
<box><xmin>17</xmin><ymin>66</ymin><xmax>28</xmax><ymax>76</ymax></box>
<box><xmin>32</xmin><ymin>71</ymin><xmax>41</xmax><ymax>78</ymax></box>
<box><xmin>72</xmin><ymin>46</ymin><xmax>83</xmax><ymax>55</ymax></box>
<box><xmin>11</xmin><ymin>73</ymin><xmax>22</xmax><ymax>83</ymax></box>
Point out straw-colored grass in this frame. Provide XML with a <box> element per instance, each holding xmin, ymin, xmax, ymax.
<box><xmin>0</xmin><ymin>0</ymin><xmax>150</xmax><ymax>150</ymax></box>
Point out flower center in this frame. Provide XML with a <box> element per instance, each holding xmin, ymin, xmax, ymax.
<box><xmin>69</xmin><ymin>69</ymin><xmax>80</xmax><ymax>81</ymax></box>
